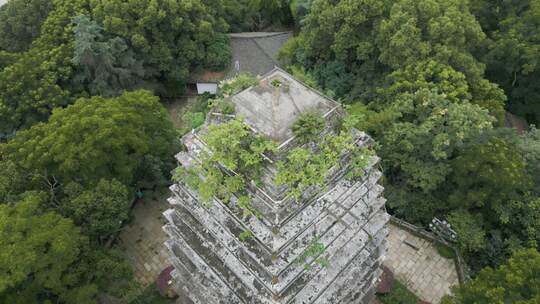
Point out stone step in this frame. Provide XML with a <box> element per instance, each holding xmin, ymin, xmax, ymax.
<box><xmin>164</xmin><ymin>235</ymin><xmax>247</xmax><ymax>304</ymax></box>
<box><xmin>164</xmin><ymin>222</ymin><xmax>273</xmax><ymax>304</ymax></box>
<box><xmin>279</xmin><ymin>214</ymin><xmax>388</xmax><ymax>302</ymax></box>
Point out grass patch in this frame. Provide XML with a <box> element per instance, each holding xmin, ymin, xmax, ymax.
<box><xmin>129</xmin><ymin>284</ymin><xmax>175</xmax><ymax>304</ymax></box>
<box><xmin>163</xmin><ymin>94</ymin><xmax>211</xmax><ymax>132</ymax></box>
<box><xmin>377</xmin><ymin>280</ymin><xmax>419</xmax><ymax>304</ymax></box>
<box><xmin>436</xmin><ymin>243</ymin><xmax>456</xmax><ymax>259</ymax></box>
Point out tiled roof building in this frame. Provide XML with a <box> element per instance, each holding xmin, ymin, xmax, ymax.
<box><xmin>226</xmin><ymin>32</ymin><xmax>293</xmax><ymax>79</ymax></box>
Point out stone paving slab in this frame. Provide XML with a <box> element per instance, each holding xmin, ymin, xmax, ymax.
<box><xmin>384</xmin><ymin>223</ymin><xmax>459</xmax><ymax>303</ymax></box>
<box><xmin>117</xmin><ymin>189</ymin><xmax>171</xmax><ymax>287</ymax></box>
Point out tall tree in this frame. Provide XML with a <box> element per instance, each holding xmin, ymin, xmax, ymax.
<box><xmin>71</xmin><ymin>15</ymin><xmax>145</xmax><ymax>97</ymax></box>
<box><xmin>286</xmin><ymin>0</ymin><xmax>505</xmax><ymax>120</ymax></box>
<box><xmin>0</xmin><ymin>0</ymin><xmax>90</xmax><ymax>135</ymax></box>
<box><xmin>2</xmin><ymin>90</ymin><xmax>177</xmax><ymax>188</ymax></box>
<box><xmin>289</xmin><ymin>0</ymin><xmax>391</xmax><ymax>99</ymax></box>
<box><xmin>0</xmin><ymin>193</ymin><xmax>133</xmax><ymax>303</ymax></box>
<box><xmin>0</xmin><ymin>194</ymin><xmax>95</xmax><ymax>303</ymax></box>
<box><xmin>380</xmin><ymin>89</ymin><xmax>494</xmax><ymax>222</ymax></box>
<box><xmin>0</xmin><ymin>159</ymin><xmax>26</xmax><ymax>203</ymax></box>
<box><xmin>375</xmin><ymin>0</ymin><xmax>506</xmax><ymax>119</ymax></box>
<box><xmin>442</xmin><ymin>249</ymin><xmax>540</xmax><ymax>304</ymax></box>
<box><xmin>482</xmin><ymin>0</ymin><xmax>540</xmax><ymax>123</ymax></box>
<box><xmin>444</xmin><ymin>130</ymin><xmax>538</xmax><ymax>271</ymax></box>
<box><xmin>90</xmin><ymin>0</ymin><xmax>232</xmax><ymax>95</ymax></box>
<box><xmin>0</xmin><ymin>0</ymin><xmax>53</xmax><ymax>52</ymax></box>
<box><xmin>518</xmin><ymin>127</ymin><xmax>540</xmax><ymax>190</ymax></box>
<box><xmin>62</xmin><ymin>179</ymin><xmax>130</xmax><ymax>243</ymax></box>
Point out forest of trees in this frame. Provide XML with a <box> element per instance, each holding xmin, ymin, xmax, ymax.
<box><xmin>0</xmin><ymin>0</ymin><xmax>539</xmax><ymax>303</ymax></box>
<box><xmin>280</xmin><ymin>0</ymin><xmax>540</xmax><ymax>300</ymax></box>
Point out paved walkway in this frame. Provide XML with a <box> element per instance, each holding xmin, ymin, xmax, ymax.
<box><xmin>384</xmin><ymin>223</ymin><xmax>459</xmax><ymax>303</ymax></box>
<box><xmin>116</xmin><ymin>188</ymin><xmax>171</xmax><ymax>287</ymax></box>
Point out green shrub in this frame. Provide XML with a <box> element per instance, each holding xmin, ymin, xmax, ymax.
<box><xmin>436</xmin><ymin>244</ymin><xmax>457</xmax><ymax>260</ymax></box>
<box><xmin>292</xmin><ymin>111</ymin><xmax>325</xmax><ymax>143</ymax></box>
<box><xmin>219</xmin><ymin>73</ymin><xmax>258</xmax><ymax>97</ymax></box>
<box><xmin>239</xmin><ymin>230</ymin><xmax>254</xmax><ymax>242</ymax></box>
<box><xmin>378</xmin><ymin>280</ymin><xmax>419</xmax><ymax>304</ymax></box>
<box><xmin>209</xmin><ymin>98</ymin><xmax>235</xmax><ymax>114</ymax></box>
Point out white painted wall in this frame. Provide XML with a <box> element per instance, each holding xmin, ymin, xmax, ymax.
<box><xmin>196</xmin><ymin>83</ymin><xmax>218</xmax><ymax>95</ymax></box>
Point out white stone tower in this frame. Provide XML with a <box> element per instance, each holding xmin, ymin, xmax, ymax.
<box><xmin>163</xmin><ymin>68</ymin><xmax>389</xmax><ymax>304</ymax></box>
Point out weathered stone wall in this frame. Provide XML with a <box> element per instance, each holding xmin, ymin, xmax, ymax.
<box><xmin>163</xmin><ymin>69</ymin><xmax>389</xmax><ymax>304</ymax></box>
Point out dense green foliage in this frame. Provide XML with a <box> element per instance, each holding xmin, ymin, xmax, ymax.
<box><xmin>285</xmin><ymin>0</ymin><xmax>540</xmax><ymax>275</ymax></box>
<box><xmin>277</xmin><ymin>113</ymin><xmax>371</xmax><ymax>199</ymax></box>
<box><xmin>2</xmin><ymin>90</ymin><xmax>176</xmax><ymax>188</ymax></box>
<box><xmin>0</xmin><ymin>91</ymin><xmax>175</xmax><ymax>301</ymax></box>
<box><xmin>519</xmin><ymin>127</ymin><xmax>540</xmax><ymax>190</ymax></box>
<box><xmin>0</xmin><ymin>194</ymin><xmax>133</xmax><ymax>303</ymax></box>
<box><xmin>292</xmin><ymin>111</ymin><xmax>325</xmax><ymax>143</ymax></box>
<box><xmin>442</xmin><ymin>249</ymin><xmax>540</xmax><ymax>304</ymax></box>
<box><xmin>0</xmin><ymin>0</ymin><xmax>53</xmax><ymax>52</ymax></box>
<box><xmin>473</xmin><ymin>0</ymin><xmax>540</xmax><ymax>124</ymax></box>
<box><xmin>0</xmin><ymin>0</ymin><xmax>88</xmax><ymax>136</ymax></box>
<box><xmin>71</xmin><ymin>15</ymin><xmax>145</xmax><ymax>97</ymax></box>
<box><xmin>442</xmin><ymin>130</ymin><xmax>539</xmax><ymax>271</ymax></box>
<box><xmin>0</xmin><ymin>0</ymin><xmax>241</xmax><ymax>136</ymax></box>
<box><xmin>377</xmin><ymin>280</ymin><xmax>419</xmax><ymax>304</ymax></box>
<box><xmin>209</xmin><ymin>0</ymin><xmax>294</xmax><ymax>32</ymax></box>
<box><xmin>0</xmin><ymin>194</ymin><xmax>87</xmax><ymax>302</ymax></box>
<box><xmin>90</xmin><ymin>0</ymin><xmax>231</xmax><ymax>95</ymax></box>
<box><xmin>381</xmin><ymin>90</ymin><xmax>493</xmax><ymax>197</ymax></box>
<box><xmin>174</xmin><ymin>118</ymin><xmax>275</xmax><ymax>216</ymax></box>
<box><xmin>286</xmin><ymin>0</ymin><xmax>505</xmax><ymax>118</ymax></box>
<box><xmin>62</xmin><ymin>179</ymin><xmax>130</xmax><ymax>242</ymax></box>
<box><xmin>275</xmin><ymin>133</ymin><xmax>354</xmax><ymax>199</ymax></box>
<box><xmin>130</xmin><ymin>284</ymin><xmax>175</xmax><ymax>304</ymax></box>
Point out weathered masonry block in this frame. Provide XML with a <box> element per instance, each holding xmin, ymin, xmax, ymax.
<box><xmin>163</xmin><ymin>68</ymin><xmax>389</xmax><ymax>304</ymax></box>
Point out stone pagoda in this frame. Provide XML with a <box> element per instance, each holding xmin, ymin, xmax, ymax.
<box><xmin>163</xmin><ymin>68</ymin><xmax>389</xmax><ymax>304</ymax></box>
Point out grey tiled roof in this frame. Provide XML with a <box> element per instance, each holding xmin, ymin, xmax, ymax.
<box><xmin>226</xmin><ymin>32</ymin><xmax>293</xmax><ymax>79</ymax></box>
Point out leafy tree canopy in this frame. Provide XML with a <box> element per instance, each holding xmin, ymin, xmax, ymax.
<box><xmin>287</xmin><ymin>0</ymin><xmax>505</xmax><ymax>119</ymax></box>
<box><xmin>0</xmin><ymin>193</ymin><xmax>93</xmax><ymax>303</ymax></box>
<box><xmin>518</xmin><ymin>127</ymin><xmax>540</xmax><ymax>190</ymax></box>
<box><xmin>90</xmin><ymin>0</ymin><xmax>232</xmax><ymax>95</ymax></box>
<box><xmin>291</xmin><ymin>0</ymin><xmax>391</xmax><ymax>100</ymax></box>
<box><xmin>481</xmin><ymin>0</ymin><xmax>540</xmax><ymax>123</ymax></box>
<box><xmin>442</xmin><ymin>248</ymin><xmax>540</xmax><ymax>304</ymax></box>
<box><xmin>2</xmin><ymin>90</ymin><xmax>177</xmax><ymax>188</ymax></box>
<box><xmin>380</xmin><ymin>89</ymin><xmax>494</xmax><ymax>195</ymax></box>
<box><xmin>448</xmin><ymin>131</ymin><xmax>531</xmax><ymax>211</ymax></box>
<box><xmin>71</xmin><ymin>15</ymin><xmax>145</xmax><ymax>97</ymax></box>
<box><xmin>0</xmin><ymin>0</ymin><xmax>53</xmax><ymax>52</ymax></box>
<box><xmin>203</xmin><ymin>0</ymin><xmax>293</xmax><ymax>32</ymax></box>
<box><xmin>0</xmin><ymin>0</ymin><xmax>89</xmax><ymax>135</ymax></box>
<box><xmin>444</xmin><ymin>129</ymin><xmax>539</xmax><ymax>271</ymax></box>
<box><xmin>62</xmin><ymin>179</ymin><xmax>130</xmax><ymax>242</ymax></box>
